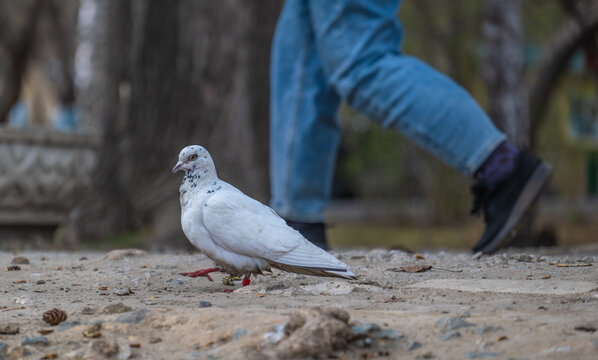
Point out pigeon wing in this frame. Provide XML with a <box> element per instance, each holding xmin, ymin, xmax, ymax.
<box><xmin>202</xmin><ymin>189</ymin><xmax>356</xmax><ymax>279</ymax></box>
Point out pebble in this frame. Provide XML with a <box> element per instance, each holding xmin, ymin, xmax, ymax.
<box><xmin>0</xmin><ymin>323</ymin><xmax>20</xmax><ymax>335</ymax></box>
<box><xmin>116</xmin><ymin>309</ymin><xmax>147</xmax><ymax>323</ymax></box>
<box><xmin>21</xmin><ymin>336</ymin><xmax>49</xmax><ymax>346</ymax></box>
<box><xmin>439</xmin><ymin>330</ymin><xmax>461</xmax><ymax>341</ymax></box>
<box><xmin>0</xmin><ymin>342</ymin><xmax>7</xmax><ymax>356</ymax></box>
<box><xmin>474</xmin><ymin>325</ymin><xmax>503</xmax><ymax>334</ymax></box>
<box><xmin>81</xmin><ymin>307</ymin><xmax>97</xmax><ymax>315</ymax></box>
<box><xmin>36</xmin><ymin>280</ymin><xmax>46</xmax><ymax>285</ymax></box>
<box><xmin>436</xmin><ymin>317</ymin><xmax>475</xmax><ymax>332</ymax></box>
<box><xmin>198</xmin><ymin>301</ymin><xmax>212</xmax><ymax>308</ymax></box>
<box><xmin>407</xmin><ymin>340</ymin><xmax>421</xmax><ymax>351</ymax></box>
<box><xmin>149</xmin><ymin>337</ymin><xmax>162</xmax><ymax>344</ymax></box>
<box><xmin>466</xmin><ymin>351</ymin><xmax>500</xmax><ymax>358</ymax></box>
<box><xmin>11</xmin><ymin>256</ymin><xmax>30</xmax><ymax>264</ymax></box>
<box><xmin>166</xmin><ymin>279</ymin><xmax>184</xmax><ymax>286</ymax></box>
<box><xmin>113</xmin><ymin>288</ymin><xmax>133</xmax><ymax>296</ymax></box>
<box><xmin>89</xmin><ymin>340</ymin><xmax>119</xmax><ymax>357</ymax></box>
<box><xmin>101</xmin><ymin>303</ymin><xmax>132</xmax><ymax>314</ymax></box>
<box><xmin>185</xmin><ymin>351</ymin><xmax>204</xmax><ymax>358</ymax></box>
<box><xmin>351</xmin><ymin>323</ymin><xmax>381</xmax><ymax>338</ymax></box>
<box><xmin>58</xmin><ymin>321</ymin><xmax>81</xmax><ymax>331</ymax></box>
<box><xmin>373</xmin><ymin>329</ymin><xmax>403</xmax><ymax>340</ymax></box>
<box><xmin>512</xmin><ymin>254</ymin><xmax>534</xmax><ymax>262</ymax></box>
<box><xmin>232</xmin><ymin>328</ymin><xmax>247</xmax><ymax>341</ymax></box>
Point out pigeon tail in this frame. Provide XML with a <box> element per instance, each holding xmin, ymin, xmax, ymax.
<box><xmin>271</xmin><ymin>262</ymin><xmax>358</xmax><ymax>280</ymax></box>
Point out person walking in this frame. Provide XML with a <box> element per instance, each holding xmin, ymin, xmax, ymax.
<box><xmin>269</xmin><ymin>0</ymin><xmax>552</xmax><ymax>254</ymax></box>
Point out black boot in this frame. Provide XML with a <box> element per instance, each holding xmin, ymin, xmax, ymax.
<box><xmin>285</xmin><ymin>220</ymin><xmax>328</xmax><ymax>250</ymax></box>
<box><xmin>470</xmin><ymin>151</ymin><xmax>553</xmax><ymax>254</ymax></box>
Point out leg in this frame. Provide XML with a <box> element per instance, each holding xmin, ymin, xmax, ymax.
<box><xmin>180</xmin><ymin>267</ymin><xmax>221</xmax><ymax>281</ymax></box>
<box><xmin>270</xmin><ymin>0</ymin><xmax>342</xmax><ymax>225</ymax></box>
<box><xmin>242</xmin><ymin>274</ymin><xmax>251</xmax><ymax>286</ymax></box>
<box><xmin>306</xmin><ymin>0</ymin><xmax>505</xmax><ymax>175</ymax></box>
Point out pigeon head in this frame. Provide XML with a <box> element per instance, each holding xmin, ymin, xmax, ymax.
<box><xmin>172</xmin><ymin>145</ymin><xmax>216</xmax><ymax>174</ymax></box>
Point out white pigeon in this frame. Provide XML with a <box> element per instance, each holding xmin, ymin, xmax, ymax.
<box><xmin>172</xmin><ymin>145</ymin><xmax>357</xmax><ymax>287</ymax></box>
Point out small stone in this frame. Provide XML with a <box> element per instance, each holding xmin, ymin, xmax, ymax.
<box><xmin>79</xmin><ymin>256</ymin><xmax>88</xmax><ymax>261</ymax></box>
<box><xmin>166</xmin><ymin>279</ymin><xmax>184</xmax><ymax>286</ymax></box>
<box><xmin>407</xmin><ymin>341</ymin><xmax>422</xmax><ymax>351</ymax></box>
<box><xmin>0</xmin><ymin>323</ymin><xmax>20</xmax><ymax>335</ymax></box>
<box><xmin>439</xmin><ymin>330</ymin><xmax>461</xmax><ymax>341</ymax></box>
<box><xmin>149</xmin><ymin>337</ymin><xmax>162</xmax><ymax>344</ymax></box>
<box><xmin>232</xmin><ymin>328</ymin><xmax>247</xmax><ymax>340</ymax></box>
<box><xmin>198</xmin><ymin>301</ymin><xmax>212</xmax><ymax>308</ymax></box>
<box><xmin>81</xmin><ymin>307</ymin><xmax>97</xmax><ymax>315</ymax></box>
<box><xmin>185</xmin><ymin>351</ymin><xmax>204</xmax><ymax>358</ymax></box>
<box><xmin>116</xmin><ymin>309</ymin><xmax>147</xmax><ymax>323</ymax></box>
<box><xmin>351</xmin><ymin>323</ymin><xmax>381</xmax><ymax>338</ymax></box>
<box><xmin>6</xmin><ymin>346</ymin><xmax>31</xmax><ymax>358</ymax></box>
<box><xmin>36</xmin><ymin>280</ymin><xmax>46</xmax><ymax>285</ymax></box>
<box><xmin>0</xmin><ymin>342</ymin><xmax>8</xmax><ymax>356</ymax></box>
<box><xmin>21</xmin><ymin>336</ymin><xmax>49</xmax><ymax>346</ymax></box>
<box><xmin>513</xmin><ymin>254</ymin><xmax>533</xmax><ymax>262</ymax></box>
<box><xmin>466</xmin><ymin>351</ymin><xmax>500</xmax><ymax>358</ymax></box>
<box><xmin>5</xmin><ymin>265</ymin><xmax>21</xmax><ymax>271</ymax></box>
<box><xmin>373</xmin><ymin>329</ymin><xmax>403</xmax><ymax>340</ymax></box>
<box><xmin>363</xmin><ymin>337</ymin><xmax>373</xmax><ymax>347</ymax></box>
<box><xmin>113</xmin><ymin>288</ymin><xmax>133</xmax><ymax>296</ymax></box>
<box><xmin>11</xmin><ymin>257</ymin><xmax>30</xmax><ymax>264</ymax></box>
<box><xmin>101</xmin><ymin>303</ymin><xmax>132</xmax><ymax>314</ymax></box>
<box><xmin>88</xmin><ymin>340</ymin><xmax>119</xmax><ymax>357</ymax></box>
<box><xmin>474</xmin><ymin>325</ymin><xmax>503</xmax><ymax>334</ymax></box>
<box><xmin>57</xmin><ymin>321</ymin><xmax>81</xmax><ymax>331</ymax></box>
<box><xmin>436</xmin><ymin>317</ymin><xmax>475</xmax><ymax>332</ymax></box>
<box><xmin>353</xmin><ymin>339</ymin><xmax>365</xmax><ymax>348</ymax></box>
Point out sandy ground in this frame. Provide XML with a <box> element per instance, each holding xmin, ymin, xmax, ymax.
<box><xmin>1</xmin><ymin>245</ymin><xmax>598</xmax><ymax>359</ymax></box>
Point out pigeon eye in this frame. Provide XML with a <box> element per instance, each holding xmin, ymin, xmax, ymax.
<box><xmin>188</xmin><ymin>154</ymin><xmax>198</xmax><ymax>161</ymax></box>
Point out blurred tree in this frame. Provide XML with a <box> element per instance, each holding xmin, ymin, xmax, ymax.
<box><xmin>482</xmin><ymin>0</ymin><xmax>529</xmax><ymax>147</ymax></box>
<box><xmin>75</xmin><ymin>0</ymin><xmax>282</xmax><ymax>244</ymax></box>
<box><xmin>529</xmin><ymin>0</ymin><xmax>598</xmax><ymax>143</ymax></box>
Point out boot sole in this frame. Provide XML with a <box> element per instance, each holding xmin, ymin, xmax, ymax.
<box><xmin>480</xmin><ymin>162</ymin><xmax>554</xmax><ymax>254</ymax></box>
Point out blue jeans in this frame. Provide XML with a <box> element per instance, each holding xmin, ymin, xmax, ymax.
<box><xmin>270</xmin><ymin>0</ymin><xmax>506</xmax><ymax>222</ymax></box>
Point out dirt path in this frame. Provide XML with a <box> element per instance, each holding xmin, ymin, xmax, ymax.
<box><xmin>1</xmin><ymin>246</ymin><xmax>597</xmax><ymax>359</ymax></box>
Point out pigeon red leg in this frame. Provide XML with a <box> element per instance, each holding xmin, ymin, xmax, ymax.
<box><xmin>180</xmin><ymin>267</ymin><xmax>222</xmax><ymax>281</ymax></box>
<box><xmin>242</xmin><ymin>275</ymin><xmax>251</xmax><ymax>286</ymax></box>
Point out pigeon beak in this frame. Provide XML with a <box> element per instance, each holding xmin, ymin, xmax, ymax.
<box><xmin>172</xmin><ymin>161</ymin><xmax>185</xmax><ymax>174</ymax></box>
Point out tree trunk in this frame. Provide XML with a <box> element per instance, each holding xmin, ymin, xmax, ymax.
<box><xmin>529</xmin><ymin>1</ymin><xmax>598</xmax><ymax>143</ymax></box>
<box><xmin>77</xmin><ymin>0</ymin><xmax>282</xmax><ymax>243</ymax></box>
<box><xmin>482</xmin><ymin>0</ymin><xmax>529</xmax><ymax>147</ymax></box>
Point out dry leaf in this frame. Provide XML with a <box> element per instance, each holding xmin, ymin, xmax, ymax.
<box><xmin>39</xmin><ymin>329</ymin><xmax>54</xmax><ymax>335</ymax></box>
<box><xmin>257</xmin><ymin>293</ymin><xmax>265</xmax><ymax>297</ymax></box>
<box><xmin>129</xmin><ymin>343</ymin><xmax>141</xmax><ymax>348</ymax></box>
<box><xmin>574</xmin><ymin>325</ymin><xmax>596</xmax><ymax>333</ymax></box>
<box><xmin>83</xmin><ymin>323</ymin><xmax>102</xmax><ymax>338</ymax></box>
<box><xmin>41</xmin><ymin>354</ymin><xmax>58</xmax><ymax>359</ymax></box>
<box><xmin>541</xmin><ymin>275</ymin><xmax>551</xmax><ymax>279</ymax></box>
<box><xmin>497</xmin><ymin>335</ymin><xmax>508</xmax><ymax>341</ymax></box>
<box><xmin>548</xmin><ymin>262</ymin><xmax>592</xmax><ymax>267</ymax></box>
<box><xmin>98</xmin><ymin>286</ymin><xmax>109</xmax><ymax>291</ymax></box>
<box><xmin>12</xmin><ymin>280</ymin><xmax>26</xmax><ymax>284</ymax></box>
<box><xmin>413</xmin><ymin>254</ymin><xmax>425</xmax><ymax>260</ymax></box>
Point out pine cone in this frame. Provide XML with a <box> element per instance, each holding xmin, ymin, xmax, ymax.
<box><xmin>42</xmin><ymin>308</ymin><xmax>68</xmax><ymax>325</ymax></box>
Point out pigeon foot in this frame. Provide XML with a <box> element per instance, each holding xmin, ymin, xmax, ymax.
<box><xmin>180</xmin><ymin>267</ymin><xmax>222</xmax><ymax>281</ymax></box>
